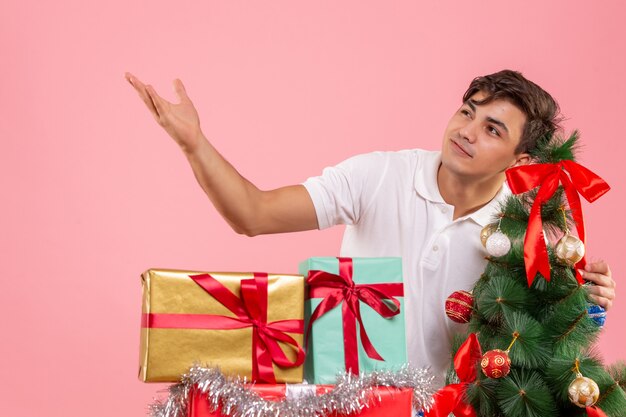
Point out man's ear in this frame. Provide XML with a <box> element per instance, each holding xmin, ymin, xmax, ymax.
<box><xmin>511</xmin><ymin>153</ymin><xmax>531</xmax><ymax>167</ymax></box>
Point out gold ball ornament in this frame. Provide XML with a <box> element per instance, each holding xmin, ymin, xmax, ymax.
<box><xmin>480</xmin><ymin>224</ymin><xmax>497</xmax><ymax>248</ymax></box>
<box><xmin>555</xmin><ymin>234</ymin><xmax>585</xmax><ymax>265</ymax></box>
<box><xmin>568</xmin><ymin>375</ymin><xmax>600</xmax><ymax>408</ymax></box>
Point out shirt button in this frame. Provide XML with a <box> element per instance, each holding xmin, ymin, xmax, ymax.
<box><xmin>441</xmin><ymin>207</ymin><xmax>448</xmax><ymax>214</ymax></box>
<box><xmin>432</xmin><ymin>245</ymin><xmax>439</xmax><ymax>252</ymax></box>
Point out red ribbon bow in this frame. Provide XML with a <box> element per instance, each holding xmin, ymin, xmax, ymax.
<box><xmin>506</xmin><ymin>160</ymin><xmax>610</xmax><ymax>286</ymax></box>
<box><xmin>305</xmin><ymin>257</ymin><xmax>404</xmax><ymax>374</ymax></box>
<box><xmin>587</xmin><ymin>406</ymin><xmax>608</xmax><ymax>417</ymax></box>
<box><xmin>142</xmin><ymin>273</ymin><xmax>305</xmax><ymax>383</ymax></box>
<box><xmin>425</xmin><ymin>333</ymin><xmax>482</xmax><ymax>417</ymax></box>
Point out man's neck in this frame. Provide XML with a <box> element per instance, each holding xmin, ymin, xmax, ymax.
<box><xmin>437</xmin><ymin>164</ymin><xmax>505</xmax><ymax>220</ymax></box>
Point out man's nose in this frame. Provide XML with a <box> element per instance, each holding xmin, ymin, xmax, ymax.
<box><xmin>459</xmin><ymin>120</ymin><xmax>478</xmax><ymax>143</ymax></box>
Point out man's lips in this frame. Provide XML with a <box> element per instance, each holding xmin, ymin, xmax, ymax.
<box><xmin>451</xmin><ymin>138</ymin><xmax>473</xmax><ymax>158</ymax></box>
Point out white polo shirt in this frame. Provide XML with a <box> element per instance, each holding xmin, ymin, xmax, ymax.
<box><xmin>302</xmin><ymin>149</ymin><xmax>510</xmax><ymax>386</ymax></box>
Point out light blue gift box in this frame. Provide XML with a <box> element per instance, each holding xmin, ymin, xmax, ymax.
<box><xmin>299</xmin><ymin>257</ymin><xmax>407</xmax><ymax>383</ymax></box>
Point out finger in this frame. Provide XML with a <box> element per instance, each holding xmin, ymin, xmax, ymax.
<box><xmin>173</xmin><ymin>78</ymin><xmax>189</xmax><ymax>102</ymax></box>
<box><xmin>126</xmin><ymin>72</ymin><xmax>146</xmax><ymax>92</ymax></box>
<box><xmin>588</xmin><ymin>294</ymin><xmax>613</xmax><ymax>311</ymax></box>
<box><xmin>146</xmin><ymin>85</ymin><xmax>168</xmax><ymax>120</ymax></box>
<box><xmin>585</xmin><ymin>259</ymin><xmax>610</xmax><ymax>275</ymax></box>
<box><xmin>586</xmin><ymin>285</ymin><xmax>615</xmax><ymax>301</ymax></box>
<box><xmin>580</xmin><ymin>270</ymin><xmax>613</xmax><ymax>287</ymax></box>
<box><xmin>126</xmin><ymin>73</ymin><xmax>159</xmax><ymax>115</ymax></box>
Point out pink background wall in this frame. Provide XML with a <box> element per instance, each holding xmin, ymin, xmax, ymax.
<box><xmin>2</xmin><ymin>1</ymin><xmax>625</xmax><ymax>415</ymax></box>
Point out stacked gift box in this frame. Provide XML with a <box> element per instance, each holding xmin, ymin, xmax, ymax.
<box><xmin>139</xmin><ymin>257</ymin><xmax>424</xmax><ymax>416</ymax></box>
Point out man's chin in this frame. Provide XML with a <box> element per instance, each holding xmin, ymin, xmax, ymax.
<box><xmin>440</xmin><ymin>158</ymin><xmax>473</xmax><ymax>179</ymax></box>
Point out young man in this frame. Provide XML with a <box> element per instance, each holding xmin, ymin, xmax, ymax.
<box><xmin>125</xmin><ymin>70</ymin><xmax>615</xmax><ymax>384</ymax></box>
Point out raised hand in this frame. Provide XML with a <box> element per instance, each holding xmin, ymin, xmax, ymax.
<box><xmin>125</xmin><ymin>72</ymin><xmax>203</xmax><ymax>154</ymax></box>
<box><xmin>124</xmin><ymin>71</ymin><xmax>318</xmax><ymax>236</ymax></box>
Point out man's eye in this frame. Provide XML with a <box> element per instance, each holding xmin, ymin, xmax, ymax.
<box><xmin>488</xmin><ymin>126</ymin><xmax>501</xmax><ymax>136</ymax></box>
<box><xmin>460</xmin><ymin>109</ymin><xmax>471</xmax><ymax>117</ymax></box>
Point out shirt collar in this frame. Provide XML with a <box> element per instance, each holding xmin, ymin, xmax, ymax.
<box><xmin>465</xmin><ymin>183</ymin><xmax>511</xmax><ymax>227</ymax></box>
<box><xmin>413</xmin><ymin>151</ymin><xmax>446</xmax><ymax>203</ymax></box>
<box><xmin>413</xmin><ymin>150</ymin><xmax>511</xmax><ymax>227</ymax></box>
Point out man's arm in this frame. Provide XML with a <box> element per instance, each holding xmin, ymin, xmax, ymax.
<box><xmin>125</xmin><ymin>72</ymin><xmax>318</xmax><ymax>236</ymax></box>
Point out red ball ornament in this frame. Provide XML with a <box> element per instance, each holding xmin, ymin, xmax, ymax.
<box><xmin>445</xmin><ymin>290</ymin><xmax>474</xmax><ymax>323</ymax></box>
<box><xmin>481</xmin><ymin>349</ymin><xmax>511</xmax><ymax>379</ymax></box>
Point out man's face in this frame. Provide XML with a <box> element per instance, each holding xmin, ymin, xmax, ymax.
<box><xmin>441</xmin><ymin>90</ymin><xmax>528</xmax><ymax>182</ymax></box>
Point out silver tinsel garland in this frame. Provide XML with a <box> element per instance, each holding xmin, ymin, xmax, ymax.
<box><xmin>149</xmin><ymin>365</ymin><xmax>435</xmax><ymax>417</ymax></box>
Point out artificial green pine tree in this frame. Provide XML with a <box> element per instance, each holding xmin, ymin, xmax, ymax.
<box><xmin>446</xmin><ymin>132</ymin><xmax>626</xmax><ymax>417</ymax></box>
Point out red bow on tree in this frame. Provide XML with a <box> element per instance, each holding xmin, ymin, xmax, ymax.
<box><xmin>506</xmin><ymin>160</ymin><xmax>610</xmax><ymax>286</ymax></box>
<box><xmin>587</xmin><ymin>406</ymin><xmax>608</xmax><ymax>417</ymax></box>
<box><xmin>425</xmin><ymin>333</ymin><xmax>482</xmax><ymax>417</ymax></box>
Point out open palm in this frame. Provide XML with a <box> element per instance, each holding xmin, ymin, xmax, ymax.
<box><xmin>126</xmin><ymin>72</ymin><xmax>202</xmax><ymax>154</ymax></box>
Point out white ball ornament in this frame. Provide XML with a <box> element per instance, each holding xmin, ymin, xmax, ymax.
<box><xmin>486</xmin><ymin>230</ymin><xmax>511</xmax><ymax>257</ymax></box>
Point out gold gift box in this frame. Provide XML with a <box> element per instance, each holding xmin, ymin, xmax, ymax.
<box><xmin>139</xmin><ymin>269</ymin><xmax>304</xmax><ymax>383</ymax></box>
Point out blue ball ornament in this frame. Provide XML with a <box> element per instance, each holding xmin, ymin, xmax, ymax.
<box><xmin>587</xmin><ymin>304</ymin><xmax>607</xmax><ymax>327</ymax></box>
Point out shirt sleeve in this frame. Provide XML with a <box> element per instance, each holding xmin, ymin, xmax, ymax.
<box><xmin>302</xmin><ymin>151</ymin><xmax>389</xmax><ymax>230</ymax></box>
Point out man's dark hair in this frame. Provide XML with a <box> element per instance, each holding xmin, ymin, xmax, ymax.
<box><xmin>462</xmin><ymin>70</ymin><xmax>561</xmax><ymax>154</ymax></box>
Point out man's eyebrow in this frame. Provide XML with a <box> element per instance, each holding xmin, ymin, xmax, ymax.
<box><xmin>465</xmin><ymin>99</ymin><xmax>510</xmax><ymax>134</ymax></box>
<box><xmin>486</xmin><ymin>116</ymin><xmax>509</xmax><ymax>134</ymax></box>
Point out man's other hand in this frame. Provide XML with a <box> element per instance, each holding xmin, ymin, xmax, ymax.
<box><xmin>581</xmin><ymin>260</ymin><xmax>616</xmax><ymax>311</ymax></box>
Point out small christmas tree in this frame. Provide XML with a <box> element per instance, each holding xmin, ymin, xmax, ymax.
<box><xmin>440</xmin><ymin>132</ymin><xmax>626</xmax><ymax>417</ymax></box>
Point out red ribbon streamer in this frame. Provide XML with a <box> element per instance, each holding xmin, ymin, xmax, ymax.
<box><xmin>587</xmin><ymin>406</ymin><xmax>608</xmax><ymax>417</ymax></box>
<box><xmin>305</xmin><ymin>257</ymin><xmax>404</xmax><ymax>374</ymax></box>
<box><xmin>142</xmin><ymin>273</ymin><xmax>305</xmax><ymax>384</ymax></box>
<box><xmin>425</xmin><ymin>333</ymin><xmax>482</xmax><ymax>417</ymax></box>
<box><xmin>506</xmin><ymin>160</ymin><xmax>610</xmax><ymax>286</ymax></box>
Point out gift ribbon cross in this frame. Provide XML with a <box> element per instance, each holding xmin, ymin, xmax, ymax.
<box><xmin>306</xmin><ymin>257</ymin><xmax>404</xmax><ymax>374</ymax></box>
